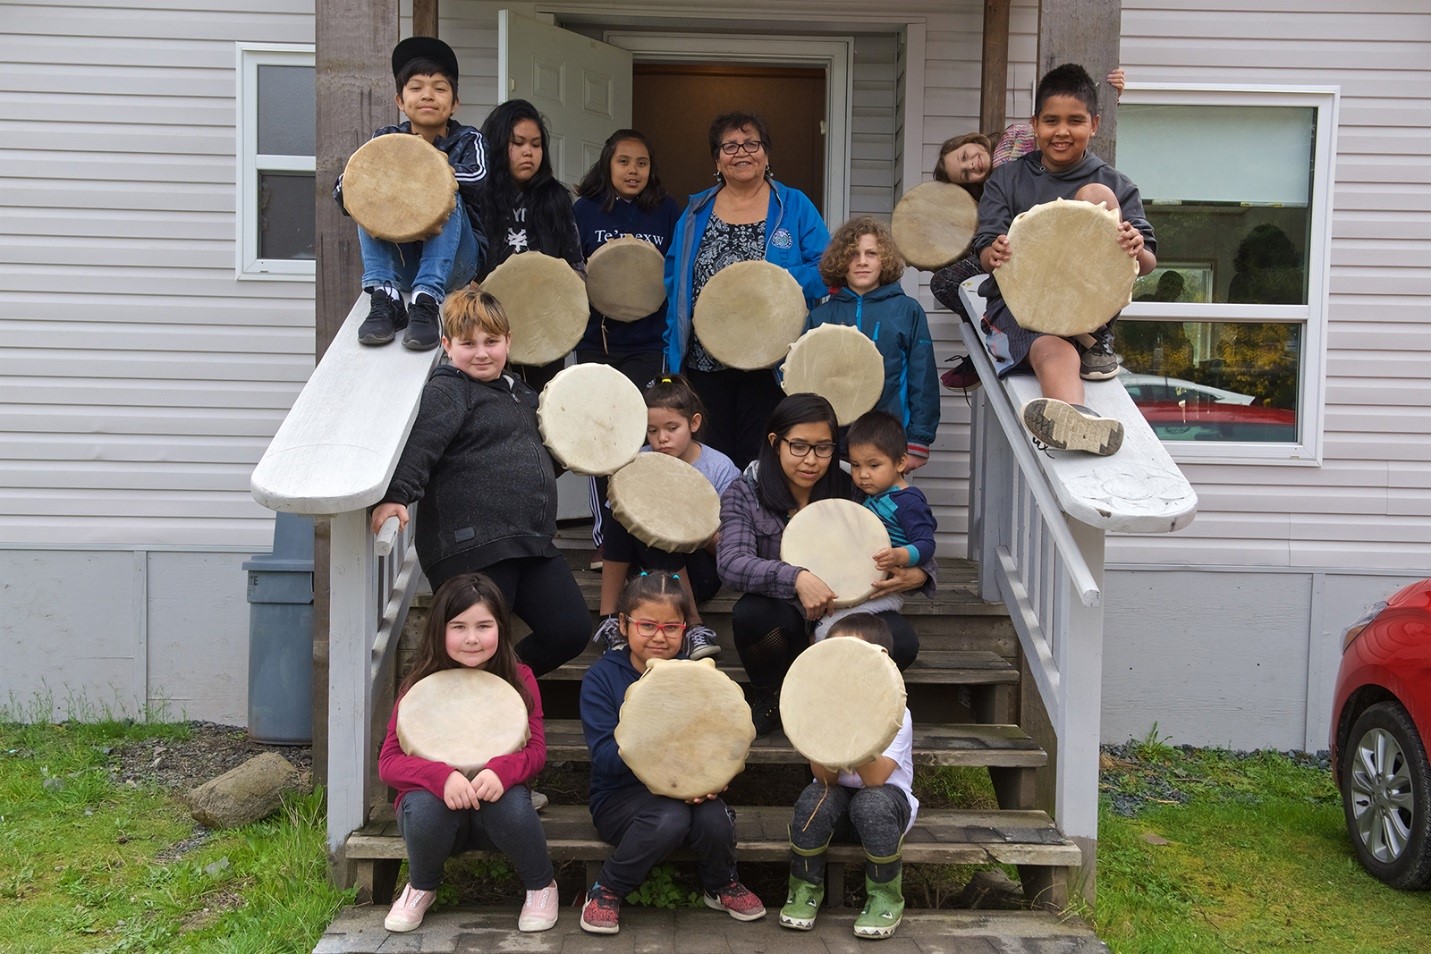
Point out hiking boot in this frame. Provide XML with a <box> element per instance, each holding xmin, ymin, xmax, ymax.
<box><xmin>384</xmin><ymin>883</ymin><xmax>436</xmax><ymax>932</ymax></box>
<box><xmin>685</xmin><ymin>624</ymin><xmax>722</xmax><ymax>660</ymax></box>
<box><xmin>592</xmin><ymin>614</ymin><xmax>625</xmax><ymax>652</ymax></box>
<box><xmin>403</xmin><ymin>293</ymin><xmax>442</xmax><ymax>351</ymax></box>
<box><xmin>940</xmin><ymin>354</ymin><xmax>982</xmax><ymax>391</ymax></box>
<box><xmin>778</xmin><ymin>875</ymin><xmax>824</xmax><ymax>930</ymax></box>
<box><xmin>1022</xmin><ymin>398</ymin><xmax>1124</xmax><ymax>456</ymax></box>
<box><xmin>518</xmin><ymin>879</ymin><xmax>559</xmax><ymax>932</ymax></box>
<box><xmin>359</xmin><ymin>291</ymin><xmax>407</xmax><ymax>346</ymax></box>
<box><xmin>853</xmin><ymin>872</ymin><xmax>905</xmax><ymax>939</ymax></box>
<box><xmin>703</xmin><ymin>880</ymin><xmax>767</xmax><ymax>921</ymax></box>
<box><xmin>749</xmin><ymin>687</ymin><xmax>781</xmax><ymax>737</ymax></box>
<box><xmin>580</xmin><ymin>882</ymin><xmax>621</xmax><ymax>934</ymax></box>
<box><xmin>1077</xmin><ymin>324</ymin><xmax>1121</xmax><ymax>380</ymax></box>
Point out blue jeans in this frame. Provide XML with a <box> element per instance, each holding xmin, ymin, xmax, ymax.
<box><xmin>397</xmin><ymin>786</ymin><xmax>553</xmax><ymax>891</ymax></box>
<box><xmin>358</xmin><ymin>202</ymin><xmax>480</xmax><ymax>303</ymax></box>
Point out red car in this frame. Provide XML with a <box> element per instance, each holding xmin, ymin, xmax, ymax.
<box><xmin>1330</xmin><ymin>578</ymin><xmax>1431</xmax><ymax>889</ymax></box>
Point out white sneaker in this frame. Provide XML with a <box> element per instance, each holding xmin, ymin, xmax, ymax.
<box><xmin>384</xmin><ymin>883</ymin><xmax>435</xmax><ymax>932</ymax></box>
<box><xmin>519</xmin><ymin>879</ymin><xmax>560</xmax><ymax>932</ymax></box>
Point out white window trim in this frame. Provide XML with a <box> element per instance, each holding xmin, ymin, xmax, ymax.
<box><xmin>1118</xmin><ymin>84</ymin><xmax>1339</xmax><ymax>466</ymax></box>
<box><xmin>236</xmin><ymin>43</ymin><xmax>316</xmax><ymax>282</ymax></box>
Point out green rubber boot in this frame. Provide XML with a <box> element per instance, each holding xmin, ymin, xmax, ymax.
<box><xmin>778</xmin><ymin>875</ymin><xmax>824</xmax><ymax>931</ymax></box>
<box><xmin>853</xmin><ymin>869</ymin><xmax>904</xmax><ymax>939</ymax></box>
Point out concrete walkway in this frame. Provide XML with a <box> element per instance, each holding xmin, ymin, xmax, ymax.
<box><xmin>315</xmin><ymin>905</ymin><xmax>1111</xmax><ymax>953</ymax></box>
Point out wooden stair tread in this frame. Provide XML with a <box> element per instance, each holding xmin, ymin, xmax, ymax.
<box><xmin>541</xmin><ymin>720</ymin><xmax>1047</xmax><ymax>768</ymax></box>
<box><xmin>347</xmin><ymin>805</ymin><xmax>1081</xmax><ymax>867</ymax></box>
<box><xmin>543</xmin><ymin>649</ymin><xmax>1019</xmax><ymax>685</ymax></box>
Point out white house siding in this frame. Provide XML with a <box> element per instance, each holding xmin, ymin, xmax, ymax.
<box><xmin>1</xmin><ymin>0</ymin><xmax>315</xmax><ymax>721</ymax></box>
<box><xmin>1093</xmin><ymin>0</ymin><xmax>1431</xmax><ymax>747</ymax></box>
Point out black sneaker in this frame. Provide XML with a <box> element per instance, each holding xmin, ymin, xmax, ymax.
<box><xmin>403</xmin><ymin>294</ymin><xmax>442</xmax><ymax>351</ymax></box>
<box><xmin>358</xmin><ymin>292</ymin><xmax>407</xmax><ymax>346</ymax></box>
<box><xmin>1077</xmin><ymin>324</ymin><xmax>1121</xmax><ymax>381</ymax></box>
<box><xmin>749</xmin><ymin>687</ymin><xmax>781</xmax><ymax>737</ymax></box>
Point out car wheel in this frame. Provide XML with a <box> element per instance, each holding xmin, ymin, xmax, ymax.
<box><xmin>1340</xmin><ymin>701</ymin><xmax>1431</xmax><ymax>889</ymax></box>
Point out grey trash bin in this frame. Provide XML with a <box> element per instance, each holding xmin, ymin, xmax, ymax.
<box><xmin>244</xmin><ymin>512</ymin><xmax>315</xmax><ymax>744</ymax></box>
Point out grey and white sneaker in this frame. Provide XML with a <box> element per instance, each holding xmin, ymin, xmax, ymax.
<box><xmin>1021</xmin><ymin>398</ymin><xmax>1124</xmax><ymax>456</ymax></box>
<box><xmin>685</xmin><ymin>624</ymin><xmax>722</xmax><ymax>660</ymax></box>
<box><xmin>592</xmin><ymin>614</ymin><xmax>626</xmax><ymax>652</ymax></box>
<box><xmin>1076</xmin><ymin>324</ymin><xmax>1121</xmax><ymax>381</ymax></box>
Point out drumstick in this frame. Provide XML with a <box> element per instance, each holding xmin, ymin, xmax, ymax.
<box><xmin>374</xmin><ymin>516</ymin><xmax>401</xmax><ymax>557</ymax></box>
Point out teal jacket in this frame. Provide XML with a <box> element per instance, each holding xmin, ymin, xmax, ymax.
<box><xmin>806</xmin><ymin>282</ymin><xmax>940</xmax><ymax>454</ymax></box>
<box><xmin>664</xmin><ymin>180</ymin><xmax>831</xmax><ymax>372</ymax></box>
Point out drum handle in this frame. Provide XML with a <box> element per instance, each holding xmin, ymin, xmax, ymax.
<box><xmin>374</xmin><ymin>516</ymin><xmax>401</xmax><ymax>557</ymax></box>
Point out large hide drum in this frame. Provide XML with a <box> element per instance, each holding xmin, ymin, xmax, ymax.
<box><xmin>780</xmin><ymin>636</ymin><xmax>906</xmax><ymax>771</ymax></box>
<box><xmin>891</xmin><ymin>181</ymin><xmax>979</xmax><ymax>271</ymax></box>
<box><xmin>614</xmin><ymin>657</ymin><xmax>755</xmax><ymax>799</ymax></box>
<box><xmin>692</xmin><ymin>260</ymin><xmax>808</xmax><ymax>370</ymax></box>
<box><xmin>781</xmin><ymin>324</ymin><xmax>885</xmax><ymax>426</ymax></box>
<box><xmin>607</xmin><ymin>452</ymin><xmax>721</xmax><ymax>554</ymax></box>
<box><xmin>780</xmin><ymin>498</ymin><xmax>891</xmax><ymax>609</ymax></box>
<box><xmin>480</xmin><ymin>252</ymin><xmax>589</xmax><ymax>366</ymax></box>
<box><xmin>537</xmin><ymin>363</ymin><xmax>648</xmax><ymax>476</ymax></box>
<box><xmin>586</xmin><ymin>236</ymin><xmax>667</xmax><ymax>322</ymax></box>
<box><xmin>342</xmin><ymin>133</ymin><xmax>458</xmax><ymax>243</ymax></box>
<box><xmin>396</xmin><ymin>668</ymin><xmax>530</xmax><ymax>776</ymax></box>
<box><xmin>997</xmin><ymin>198</ymin><xmax>1137</xmax><ymax>336</ymax></box>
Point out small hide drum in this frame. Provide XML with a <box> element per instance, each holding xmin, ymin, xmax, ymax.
<box><xmin>615</xmin><ymin>657</ymin><xmax>756</xmax><ymax>800</ymax></box>
<box><xmin>780</xmin><ymin>498</ymin><xmax>891</xmax><ymax>609</ymax></box>
<box><xmin>586</xmin><ymin>236</ymin><xmax>667</xmax><ymax>322</ymax></box>
<box><xmin>396</xmin><ymin>668</ymin><xmax>530</xmax><ymax>776</ymax></box>
<box><xmin>692</xmin><ymin>260</ymin><xmax>808</xmax><ymax>370</ymax></box>
<box><xmin>342</xmin><ymin>134</ymin><xmax>457</xmax><ymax>243</ymax></box>
<box><xmin>480</xmin><ymin>252</ymin><xmax>589</xmax><ymax>366</ymax></box>
<box><xmin>891</xmin><ymin>181</ymin><xmax>980</xmax><ymax>271</ymax></box>
<box><xmin>780</xmin><ymin>636</ymin><xmax>906</xmax><ymax>772</ymax></box>
<box><xmin>607</xmin><ymin>452</ymin><xmax>721</xmax><ymax>554</ymax></box>
<box><xmin>537</xmin><ymin>363</ymin><xmax>648</xmax><ymax>476</ymax></box>
<box><xmin>997</xmin><ymin>198</ymin><xmax>1137</xmax><ymax>336</ymax></box>
<box><xmin>781</xmin><ymin>325</ymin><xmax>885</xmax><ymax>426</ymax></box>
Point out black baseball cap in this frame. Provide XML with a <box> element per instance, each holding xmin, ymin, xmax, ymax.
<box><xmin>392</xmin><ymin>36</ymin><xmax>459</xmax><ymax>83</ymax></box>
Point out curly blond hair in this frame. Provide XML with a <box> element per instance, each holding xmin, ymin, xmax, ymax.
<box><xmin>819</xmin><ymin>216</ymin><xmax>905</xmax><ymax>288</ymax></box>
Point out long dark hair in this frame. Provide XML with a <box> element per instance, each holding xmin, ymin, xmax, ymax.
<box><xmin>753</xmin><ymin>393</ymin><xmax>850</xmax><ymax>514</ymax></box>
<box><xmin>576</xmin><ymin>129</ymin><xmax>669</xmax><ymax>214</ymax></box>
<box><xmin>477</xmin><ymin>99</ymin><xmax>581</xmax><ymax>274</ymax></box>
<box><xmin>399</xmin><ymin>573</ymin><xmax>534</xmax><ymax>712</ymax></box>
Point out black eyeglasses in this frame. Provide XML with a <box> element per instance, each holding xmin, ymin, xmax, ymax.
<box><xmin>781</xmin><ymin>438</ymin><xmax>837</xmax><ymax>459</ymax></box>
<box><xmin>718</xmin><ymin>140</ymin><xmax>765</xmax><ymax>156</ymax></box>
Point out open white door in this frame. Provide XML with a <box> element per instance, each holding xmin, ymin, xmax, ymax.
<box><xmin>499</xmin><ymin>10</ymin><xmax>633</xmax><ymax>187</ymax></box>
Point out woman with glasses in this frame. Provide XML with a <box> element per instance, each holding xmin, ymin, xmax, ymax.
<box><xmin>716</xmin><ymin>394</ymin><xmax>935</xmax><ymax>735</ymax></box>
<box><xmin>664</xmin><ymin>111</ymin><xmax>832</xmax><ymax>469</ymax></box>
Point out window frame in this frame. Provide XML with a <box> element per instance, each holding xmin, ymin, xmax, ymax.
<box><xmin>1116</xmin><ymin>84</ymin><xmax>1339</xmax><ymax>466</ymax></box>
<box><xmin>235</xmin><ymin>43</ymin><xmax>316</xmax><ymax>281</ymax></box>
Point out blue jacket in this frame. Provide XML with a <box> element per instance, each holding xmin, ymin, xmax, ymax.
<box><xmin>574</xmin><ymin>194</ymin><xmax>680</xmax><ymax>355</ymax></box>
<box><xmin>806</xmin><ymin>282</ymin><xmax>941</xmax><ymax>452</ymax></box>
<box><xmin>664</xmin><ymin>180</ymin><xmax>831</xmax><ymax>372</ymax></box>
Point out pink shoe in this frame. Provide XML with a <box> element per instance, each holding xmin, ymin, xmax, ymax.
<box><xmin>519</xmin><ymin>879</ymin><xmax>559</xmax><ymax>932</ymax></box>
<box><xmin>704</xmin><ymin>880</ymin><xmax>767</xmax><ymax>921</ymax></box>
<box><xmin>384</xmin><ymin>883</ymin><xmax>436</xmax><ymax>932</ymax></box>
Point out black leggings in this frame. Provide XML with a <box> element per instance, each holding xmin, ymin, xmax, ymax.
<box><xmin>601</xmin><ymin>509</ymin><xmax>722</xmax><ymax>604</ymax></box>
<box><xmin>428</xmin><ymin>554</ymin><xmax>590</xmax><ymax>677</ymax></box>
<box><xmin>731</xmin><ymin>593</ymin><xmax>919</xmax><ymax>690</ymax></box>
<box><xmin>684</xmin><ymin>366</ymin><xmax>784</xmax><ymax>471</ymax></box>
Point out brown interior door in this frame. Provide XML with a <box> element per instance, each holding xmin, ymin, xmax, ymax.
<box><xmin>633</xmin><ymin>64</ymin><xmax>825</xmax><ymax>215</ymax></box>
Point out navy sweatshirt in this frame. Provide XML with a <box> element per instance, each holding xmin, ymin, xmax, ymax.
<box><xmin>580</xmin><ymin>649</ymin><xmax>647</xmax><ymax>814</ymax></box>
<box><xmin>573</xmin><ymin>195</ymin><xmax>681</xmax><ymax>355</ymax></box>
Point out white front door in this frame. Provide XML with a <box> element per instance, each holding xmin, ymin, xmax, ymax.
<box><xmin>499</xmin><ymin>9</ymin><xmax>633</xmax><ymax>186</ymax></box>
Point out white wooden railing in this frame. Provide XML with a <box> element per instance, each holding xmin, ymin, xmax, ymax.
<box><xmin>958</xmin><ymin>278</ymin><xmax>1198</xmax><ymax>890</ymax></box>
<box><xmin>250</xmin><ymin>294</ymin><xmax>438</xmax><ymax>862</ymax></box>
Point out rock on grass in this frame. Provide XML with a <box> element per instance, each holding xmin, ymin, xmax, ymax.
<box><xmin>188</xmin><ymin>752</ymin><xmax>299</xmax><ymax>829</ymax></box>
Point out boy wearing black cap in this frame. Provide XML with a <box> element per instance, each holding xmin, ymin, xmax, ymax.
<box><xmin>335</xmin><ymin>36</ymin><xmax>489</xmax><ymax>350</ymax></box>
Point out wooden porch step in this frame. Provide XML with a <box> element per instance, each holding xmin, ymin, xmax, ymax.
<box><xmin>541</xmin><ymin>719</ymin><xmax>1046</xmax><ymax>769</ymax></box>
<box><xmin>347</xmin><ymin>804</ymin><xmax>1082</xmax><ymax>869</ymax></box>
<box><xmin>543</xmin><ymin>648</ymin><xmax>1019</xmax><ymax>687</ymax></box>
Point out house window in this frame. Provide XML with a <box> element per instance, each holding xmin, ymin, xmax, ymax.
<box><xmin>237</xmin><ymin>45</ymin><xmax>315</xmax><ymax>280</ymax></box>
<box><xmin>1114</xmin><ymin>87</ymin><xmax>1337</xmax><ymax>463</ymax></box>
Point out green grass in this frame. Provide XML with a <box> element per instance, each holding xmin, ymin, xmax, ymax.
<box><xmin>1090</xmin><ymin>735</ymin><xmax>1430</xmax><ymax>953</ymax></box>
<box><xmin>0</xmin><ymin>718</ymin><xmax>352</xmax><ymax>953</ymax></box>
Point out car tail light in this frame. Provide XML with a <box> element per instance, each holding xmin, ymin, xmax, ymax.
<box><xmin>1342</xmin><ymin>601</ymin><xmax>1387</xmax><ymax>651</ymax></box>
